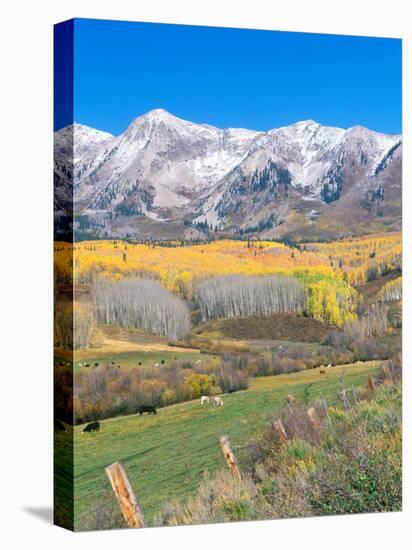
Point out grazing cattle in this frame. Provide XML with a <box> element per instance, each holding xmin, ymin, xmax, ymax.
<box><xmin>285</xmin><ymin>394</ymin><xmax>295</xmax><ymax>405</ymax></box>
<box><xmin>54</xmin><ymin>419</ymin><xmax>67</xmax><ymax>432</ymax></box>
<box><xmin>212</xmin><ymin>396</ymin><xmax>224</xmax><ymax>407</ymax></box>
<box><xmin>137</xmin><ymin>405</ymin><xmax>157</xmax><ymax>415</ymax></box>
<box><xmin>138</xmin><ymin>362</ymin><xmax>142</xmax><ymax>366</ymax></box>
<box><xmin>84</xmin><ymin>363</ymin><xmax>90</xmax><ymax>368</ymax></box>
<box><xmin>195</xmin><ymin>359</ymin><xmax>202</xmax><ymax>364</ymax></box>
<box><xmin>82</xmin><ymin>421</ymin><xmax>100</xmax><ymax>433</ymax></box>
<box><xmin>155</xmin><ymin>362</ymin><xmax>159</xmax><ymax>367</ymax></box>
<box><xmin>94</xmin><ymin>362</ymin><xmax>99</xmax><ymax>367</ymax></box>
<box><xmin>161</xmin><ymin>359</ymin><xmax>165</xmax><ymax>364</ymax></box>
<box><xmin>200</xmin><ymin>395</ymin><xmax>210</xmax><ymax>404</ymax></box>
<box><xmin>319</xmin><ymin>368</ymin><xmax>326</xmax><ymax>375</ymax></box>
<box><xmin>327</xmin><ymin>363</ymin><xmax>332</xmax><ymax>368</ymax></box>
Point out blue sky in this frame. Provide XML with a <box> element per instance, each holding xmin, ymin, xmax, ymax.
<box><xmin>58</xmin><ymin>18</ymin><xmax>402</xmax><ymax>134</ymax></box>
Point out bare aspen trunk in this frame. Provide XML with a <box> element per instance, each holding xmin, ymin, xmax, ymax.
<box><xmin>307</xmin><ymin>406</ymin><xmax>321</xmax><ymax>429</ymax></box>
<box><xmin>219</xmin><ymin>435</ymin><xmax>242</xmax><ymax>480</ymax></box>
<box><xmin>105</xmin><ymin>461</ymin><xmax>146</xmax><ymax>528</ymax></box>
<box><xmin>367</xmin><ymin>374</ymin><xmax>376</xmax><ymax>391</ymax></box>
<box><xmin>273</xmin><ymin>419</ymin><xmax>287</xmax><ymax>442</ymax></box>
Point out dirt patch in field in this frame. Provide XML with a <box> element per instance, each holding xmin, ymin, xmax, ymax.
<box><xmin>95</xmin><ymin>324</ymin><xmax>170</xmax><ymax>345</ymax></box>
<box><xmin>196</xmin><ymin>314</ymin><xmax>332</xmax><ymax>343</ymax></box>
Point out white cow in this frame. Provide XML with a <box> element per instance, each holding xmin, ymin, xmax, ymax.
<box><xmin>212</xmin><ymin>396</ymin><xmax>224</xmax><ymax>407</ymax></box>
<box><xmin>200</xmin><ymin>395</ymin><xmax>210</xmax><ymax>405</ymax></box>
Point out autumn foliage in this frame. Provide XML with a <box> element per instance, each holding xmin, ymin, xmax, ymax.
<box><xmin>54</xmin><ymin>235</ymin><xmax>396</xmax><ymax>336</ymax></box>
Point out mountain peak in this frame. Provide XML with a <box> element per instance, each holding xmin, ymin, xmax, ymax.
<box><xmin>55</xmin><ymin>123</ymin><xmax>114</xmax><ymax>157</ymax></box>
<box><xmin>293</xmin><ymin>119</ymin><xmax>320</xmax><ymax>127</ymax></box>
<box><xmin>127</xmin><ymin>108</ymin><xmax>189</xmax><ymax>131</ymax></box>
<box><xmin>146</xmin><ymin>108</ymin><xmax>174</xmax><ymax>119</ymax></box>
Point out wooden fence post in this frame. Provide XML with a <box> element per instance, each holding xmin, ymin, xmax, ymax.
<box><xmin>105</xmin><ymin>461</ymin><xmax>147</xmax><ymax>528</ymax></box>
<box><xmin>273</xmin><ymin>419</ymin><xmax>287</xmax><ymax>442</ymax></box>
<box><xmin>382</xmin><ymin>364</ymin><xmax>391</xmax><ymax>381</ymax></box>
<box><xmin>307</xmin><ymin>406</ymin><xmax>321</xmax><ymax>429</ymax></box>
<box><xmin>219</xmin><ymin>435</ymin><xmax>242</xmax><ymax>480</ymax></box>
<box><xmin>340</xmin><ymin>389</ymin><xmax>350</xmax><ymax>410</ymax></box>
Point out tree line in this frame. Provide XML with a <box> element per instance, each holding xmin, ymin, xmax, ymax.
<box><xmin>194</xmin><ymin>275</ymin><xmax>305</xmax><ymax>321</ymax></box>
<box><xmin>93</xmin><ymin>277</ymin><xmax>191</xmax><ymax>340</ymax></box>
<box><xmin>59</xmin><ymin>357</ymin><xmax>249</xmax><ymax>424</ymax></box>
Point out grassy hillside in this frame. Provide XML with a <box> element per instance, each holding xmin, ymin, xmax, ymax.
<box><xmin>54</xmin><ymin>361</ymin><xmax>379</xmax><ymax>529</ymax></box>
<box><xmin>157</xmin><ymin>377</ymin><xmax>401</xmax><ymax>526</ymax></box>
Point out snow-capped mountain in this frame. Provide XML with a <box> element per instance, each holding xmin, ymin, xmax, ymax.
<box><xmin>54</xmin><ymin>109</ymin><xmax>402</xmax><ymax>240</ymax></box>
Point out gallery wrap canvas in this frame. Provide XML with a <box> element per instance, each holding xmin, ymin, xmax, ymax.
<box><xmin>54</xmin><ymin>18</ymin><xmax>402</xmax><ymax>531</ymax></box>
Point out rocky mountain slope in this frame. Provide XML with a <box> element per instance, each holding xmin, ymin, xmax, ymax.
<box><xmin>54</xmin><ymin>109</ymin><xmax>402</xmax><ymax>240</ymax></box>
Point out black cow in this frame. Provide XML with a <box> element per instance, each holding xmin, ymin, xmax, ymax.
<box><xmin>54</xmin><ymin>419</ymin><xmax>67</xmax><ymax>432</ymax></box>
<box><xmin>137</xmin><ymin>405</ymin><xmax>157</xmax><ymax>415</ymax></box>
<box><xmin>82</xmin><ymin>421</ymin><xmax>100</xmax><ymax>433</ymax></box>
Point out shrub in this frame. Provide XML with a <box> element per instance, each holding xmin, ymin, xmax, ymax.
<box><xmin>155</xmin><ymin>471</ymin><xmax>259</xmax><ymax>526</ymax></box>
<box><xmin>216</xmin><ymin>364</ymin><xmax>249</xmax><ymax>393</ymax></box>
<box><xmin>78</xmin><ymin>490</ymin><xmax>126</xmax><ymax>531</ymax></box>
<box><xmin>185</xmin><ymin>373</ymin><xmax>213</xmax><ymax>398</ymax></box>
<box><xmin>308</xmin><ymin>431</ymin><xmax>401</xmax><ymax>515</ymax></box>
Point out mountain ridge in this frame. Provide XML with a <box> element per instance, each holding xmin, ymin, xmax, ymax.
<box><xmin>54</xmin><ymin>109</ymin><xmax>402</xmax><ymax>241</ymax></box>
